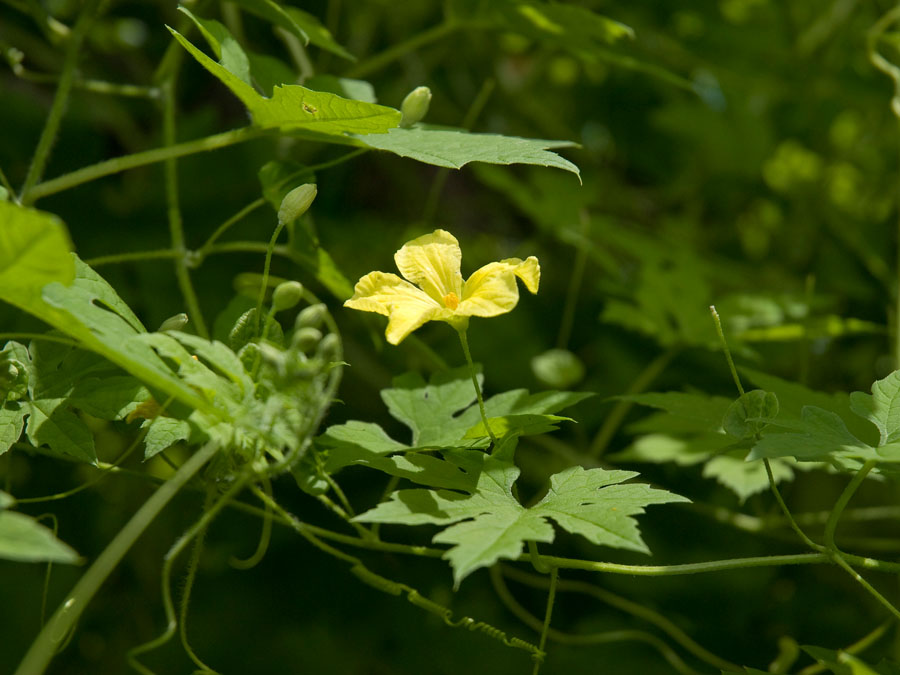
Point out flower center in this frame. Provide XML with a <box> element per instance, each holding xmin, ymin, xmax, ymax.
<box><xmin>443</xmin><ymin>292</ymin><xmax>460</xmax><ymax>309</ymax></box>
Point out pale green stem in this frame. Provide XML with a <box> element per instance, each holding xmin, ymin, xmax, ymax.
<box><xmin>488</xmin><ymin>567</ymin><xmax>698</xmax><ymax>675</ymax></box>
<box><xmin>22</xmin><ymin>127</ymin><xmax>267</xmax><ymax>205</ymax></box>
<box><xmin>196</xmin><ymin>198</ymin><xmax>266</xmax><ymax>257</ymax></box>
<box><xmin>8</xmin><ymin>63</ymin><xmax>160</xmax><ymax>98</ymax></box>
<box><xmin>502</xmin><ymin>565</ymin><xmax>743</xmax><ymax>673</ymax></box>
<box><xmin>765</xmin><ymin>458</ymin><xmax>825</xmax><ymax>552</ymax></box>
<box><xmin>831</xmin><ymin>551</ymin><xmax>900</xmax><ymax>622</ymax></box>
<box><xmin>19</xmin><ymin>0</ymin><xmax>99</xmax><ymax>199</ymax></box>
<box><xmin>532</xmin><ymin>567</ymin><xmax>558</xmax><ymax>675</ymax></box>
<box><xmin>824</xmin><ymin>459</ymin><xmax>877</xmax><ymax>550</ymax></box>
<box><xmin>345</xmin><ymin>20</ymin><xmax>459</xmax><ymax>78</ymax></box>
<box><xmin>128</xmin><ymin>471</ymin><xmax>250</xmax><ymax>673</ymax></box>
<box><xmin>179</xmin><ymin>488</ymin><xmax>218</xmax><ymax>674</ymax></box>
<box><xmin>229</xmin><ymin>477</ymin><xmax>273</xmax><ymax>570</ymax></box>
<box><xmin>556</xmin><ymin>209</ymin><xmax>590</xmax><ymax>350</ymax></box>
<box><xmin>85</xmin><ymin>248</ymin><xmax>181</xmax><ymax>267</ymax></box>
<box><xmin>710</xmin><ymin>305</ymin><xmax>745</xmax><ymax>395</ymax></box>
<box><xmin>589</xmin><ymin>347</ymin><xmax>679</xmax><ymax>457</ymax></box>
<box><xmin>456</xmin><ymin>327</ymin><xmax>497</xmax><ymax>444</ymax></box>
<box><xmin>254</xmin><ymin>220</ymin><xmax>287</xmax><ymax>335</ymax></box>
<box><xmin>161</xmin><ymin>78</ymin><xmax>208</xmax><ymax>339</ymax></box>
<box><xmin>422</xmin><ymin>78</ymin><xmax>496</xmax><ymax>224</ymax></box>
<box><xmin>15</xmin><ymin>440</ymin><xmax>220</xmax><ymax>675</ymax></box>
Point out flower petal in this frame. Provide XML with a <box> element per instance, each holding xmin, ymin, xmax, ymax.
<box><xmin>457</xmin><ymin>256</ymin><xmax>541</xmax><ymax>317</ymax></box>
<box><xmin>344</xmin><ymin>271</ymin><xmax>440</xmax><ymax>344</ymax></box>
<box><xmin>393</xmin><ymin>229</ymin><xmax>463</xmax><ymax>303</ymax></box>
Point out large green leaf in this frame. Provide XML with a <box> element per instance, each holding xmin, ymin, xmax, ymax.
<box><xmin>0</xmin><ymin>201</ymin><xmax>74</xmax><ymax>316</ymax></box>
<box><xmin>354</xmin><ymin>125</ymin><xmax>580</xmax><ymax>177</ymax></box>
<box><xmin>356</xmin><ymin>440</ymin><xmax>686</xmax><ymax>586</ymax></box>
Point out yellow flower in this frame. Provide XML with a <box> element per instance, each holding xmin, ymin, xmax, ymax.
<box><xmin>344</xmin><ymin>229</ymin><xmax>540</xmax><ymax>344</ymax></box>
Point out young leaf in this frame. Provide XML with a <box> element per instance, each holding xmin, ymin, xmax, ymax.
<box><xmin>318</xmin><ymin>368</ymin><xmax>591</xmax><ymax>488</ymax></box>
<box><xmin>284</xmin><ymin>7</ymin><xmax>355</xmax><ymax>61</ymax></box>
<box><xmin>169</xmin><ymin>26</ymin><xmax>400</xmax><ymax>136</ymax></box>
<box><xmin>143</xmin><ymin>416</ymin><xmax>192</xmax><ymax>460</ymax></box>
<box><xmin>849</xmin><ymin>369</ymin><xmax>900</xmax><ymax>446</ymax></box>
<box><xmin>356</xmin><ymin>441</ymin><xmax>686</xmax><ymax>586</ymax></box>
<box><xmin>722</xmin><ymin>389</ymin><xmax>779</xmax><ymax>439</ymax></box>
<box><xmin>0</xmin><ymin>510</ymin><xmax>81</xmax><ymax>564</ymax></box>
<box><xmin>748</xmin><ymin>406</ymin><xmax>875</xmax><ymax>463</ymax></box>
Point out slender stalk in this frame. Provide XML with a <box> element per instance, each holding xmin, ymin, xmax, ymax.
<box><xmin>196</xmin><ymin>199</ymin><xmax>266</xmax><ymax>257</ymax></box>
<box><xmin>589</xmin><ymin>347</ymin><xmax>679</xmax><ymax>457</ymax></box>
<box><xmin>179</xmin><ymin>488</ymin><xmax>218</xmax><ymax>674</ymax></box>
<box><xmin>765</xmin><ymin>459</ymin><xmax>825</xmax><ymax>552</ymax></box>
<box><xmin>19</xmin><ymin>0</ymin><xmax>100</xmax><ymax>199</ymax></box>
<box><xmin>710</xmin><ymin>305</ymin><xmax>744</xmax><ymax>395</ymax></box>
<box><xmin>456</xmin><ymin>327</ymin><xmax>497</xmax><ymax>444</ymax></box>
<box><xmin>422</xmin><ymin>78</ymin><xmax>496</xmax><ymax>224</ymax></box>
<box><xmin>160</xmin><ymin>78</ymin><xmax>208</xmax><ymax>339</ymax></box>
<box><xmin>488</xmin><ymin>567</ymin><xmax>699</xmax><ymax>675</ymax></box>
<box><xmin>502</xmin><ymin>565</ymin><xmax>743</xmax><ymax>673</ymax></box>
<box><xmin>831</xmin><ymin>551</ymin><xmax>900</xmax><ymax>622</ymax></box>
<box><xmin>556</xmin><ymin>209</ymin><xmax>590</xmax><ymax>350</ymax></box>
<box><xmin>15</xmin><ymin>441</ymin><xmax>220</xmax><ymax>675</ymax></box>
<box><xmin>345</xmin><ymin>20</ymin><xmax>459</xmax><ymax>78</ymax></box>
<box><xmin>540</xmin><ymin>551</ymin><xmax>828</xmax><ymax>576</ymax></box>
<box><xmin>85</xmin><ymin>248</ymin><xmax>180</xmax><ymax>267</ymax></box>
<box><xmin>532</xmin><ymin>567</ymin><xmax>557</xmax><ymax>675</ymax></box>
<box><xmin>22</xmin><ymin>127</ymin><xmax>267</xmax><ymax>205</ymax></box>
<box><xmin>824</xmin><ymin>459</ymin><xmax>877</xmax><ymax>550</ymax></box>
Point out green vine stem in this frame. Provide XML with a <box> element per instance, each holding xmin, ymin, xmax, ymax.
<box><xmin>532</xmin><ymin>566</ymin><xmax>558</xmax><ymax>675</ymax></box>
<box><xmin>502</xmin><ymin>565</ymin><xmax>743</xmax><ymax>673</ymax></box>
<box><xmin>456</xmin><ymin>327</ymin><xmax>498</xmax><ymax>444</ymax></box>
<box><xmin>21</xmin><ymin>126</ymin><xmax>267</xmax><ymax>205</ymax></box>
<box><xmin>15</xmin><ymin>440</ymin><xmax>221</xmax><ymax>675</ymax></box>
<box><xmin>160</xmin><ymin>72</ymin><xmax>209</xmax><ymax>339</ymax></box>
<box><xmin>345</xmin><ymin>19</ymin><xmax>459</xmax><ymax>78</ymax></box>
<box><xmin>589</xmin><ymin>346</ymin><xmax>679</xmax><ymax>458</ymax></box>
<box><xmin>18</xmin><ymin>0</ymin><xmax>100</xmax><ymax>199</ymax></box>
<box><xmin>824</xmin><ymin>459</ymin><xmax>877</xmax><ymax>550</ymax></box>
<box><xmin>488</xmin><ymin>567</ymin><xmax>699</xmax><ymax>675</ymax></box>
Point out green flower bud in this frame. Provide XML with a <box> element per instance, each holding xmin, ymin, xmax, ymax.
<box><xmin>278</xmin><ymin>183</ymin><xmax>317</xmax><ymax>226</ymax></box>
<box><xmin>400</xmin><ymin>86</ymin><xmax>432</xmax><ymax>128</ymax></box>
<box><xmin>316</xmin><ymin>333</ymin><xmax>341</xmax><ymax>360</ymax></box>
<box><xmin>531</xmin><ymin>349</ymin><xmax>585</xmax><ymax>389</ymax></box>
<box><xmin>237</xmin><ymin>342</ymin><xmax>260</xmax><ymax>372</ymax></box>
<box><xmin>292</xmin><ymin>327</ymin><xmax>323</xmax><ymax>353</ymax></box>
<box><xmin>295</xmin><ymin>303</ymin><xmax>327</xmax><ymax>330</ymax></box>
<box><xmin>158</xmin><ymin>313</ymin><xmax>189</xmax><ymax>332</ymax></box>
<box><xmin>272</xmin><ymin>281</ymin><xmax>304</xmax><ymax>311</ymax></box>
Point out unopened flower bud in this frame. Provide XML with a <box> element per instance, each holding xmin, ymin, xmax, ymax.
<box><xmin>400</xmin><ymin>86</ymin><xmax>432</xmax><ymax>128</ymax></box>
<box><xmin>316</xmin><ymin>333</ymin><xmax>341</xmax><ymax>360</ymax></box>
<box><xmin>295</xmin><ymin>303</ymin><xmax>327</xmax><ymax>330</ymax></box>
<box><xmin>158</xmin><ymin>313</ymin><xmax>189</xmax><ymax>332</ymax></box>
<box><xmin>292</xmin><ymin>327</ymin><xmax>322</xmax><ymax>353</ymax></box>
<box><xmin>278</xmin><ymin>183</ymin><xmax>317</xmax><ymax>225</ymax></box>
<box><xmin>272</xmin><ymin>281</ymin><xmax>303</xmax><ymax>311</ymax></box>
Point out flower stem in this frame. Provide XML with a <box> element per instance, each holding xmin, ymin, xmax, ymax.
<box><xmin>456</xmin><ymin>327</ymin><xmax>497</xmax><ymax>444</ymax></box>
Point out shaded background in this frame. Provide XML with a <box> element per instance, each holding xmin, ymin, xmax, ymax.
<box><xmin>2</xmin><ymin>0</ymin><xmax>900</xmax><ymax>672</ymax></box>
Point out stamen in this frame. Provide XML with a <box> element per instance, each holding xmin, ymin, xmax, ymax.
<box><xmin>443</xmin><ymin>292</ymin><xmax>460</xmax><ymax>309</ymax></box>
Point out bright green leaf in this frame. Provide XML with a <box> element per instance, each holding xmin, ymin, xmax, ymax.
<box><xmin>356</xmin><ymin>446</ymin><xmax>685</xmax><ymax>587</ymax></box>
<box><xmin>285</xmin><ymin>7</ymin><xmax>355</xmax><ymax>61</ymax></box>
<box><xmin>143</xmin><ymin>416</ymin><xmax>192</xmax><ymax>460</ymax></box>
<box><xmin>849</xmin><ymin>369</ymin><xmax>900</xmax><ymax>446</ymax></box>
<box><xmin>169</xmin><ymin>27</ymin><xmax>399</xmax><ymax>135</ymax></box>
<box><xmin>354</xmin><ymin>125</ymin><xmax>580</xmax><ymax>177</ymax></box>
<box><xmin>178</xmin><ymin>6</ymin><xmax>251</xmax><ymax>85</ymax></box>
<box><xmin>0</xmin><ymin>510</ymin><xmax>81</xmax><ymax>564</ymax></box>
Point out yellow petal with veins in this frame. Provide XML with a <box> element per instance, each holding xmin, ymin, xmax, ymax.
<box><xmin>458</xmin><ymin>256</ymin><xmax>541</xmax><ymax>317</ymax></box>
<box><xmin>393</xmin><ymin>229</ymin><xmax>463</xmax><ymax>303</ymax></box>
<box><xmin>344</xmin><ymin>271</ymin><xmax>440</xmax><ymax>344</ymax></box>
